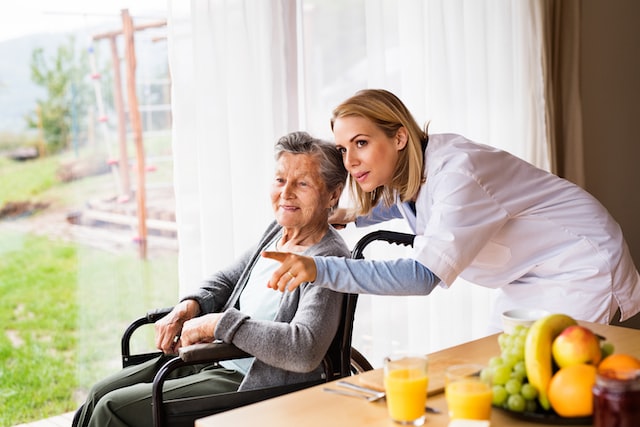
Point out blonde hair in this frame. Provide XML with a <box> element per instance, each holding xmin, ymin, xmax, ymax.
<box><xmin>330</xmin><ymin>89</ymin><xmax>428</xmax><ymax>216</ymax></box>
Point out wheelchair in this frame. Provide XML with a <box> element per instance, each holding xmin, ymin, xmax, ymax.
<box><xmin>116</xmin><ymin>230</ymin><xmax>416</xmax><ymax>427</ymax></box>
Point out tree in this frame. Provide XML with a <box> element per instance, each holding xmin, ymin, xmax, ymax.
<box><xmin>27</xmin><ymin>37</ymin><xmax>91</xmax><ymax>154</ymax></box>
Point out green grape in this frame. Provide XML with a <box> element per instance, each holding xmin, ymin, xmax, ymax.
<box><xmin>512</xmin><ymin>324</ymin><xmax>527</xmax><ymax>335</ymax></box>
<box><xmin>507</xmin><ymin>347</ymin><xmax>524</xmax><ymax>362</ymax></box>
<box><xmin>489</xmin><ymin>356</ymin><xmax>504</xmax><ymax>368</ymax></box>
<box><xmin>504</xmin><ymin>334</ymin><xmax>515</xmax><ymax>350</ymax></box>
<box><xmin>601</xmin><ymin>342</ymin><xmax>615</xmax><ymax>358</ymax></box>
<box><xmin>510</xmin><ymin>370</ymin><xmax>526</xmax><ymax>382</ymax></box>
<box><xmin>493</xmin><ymin>365</ymin><xmax>511</xmax><ymax>385</ymax></box>
<box><xmin>507</xmin><ymin>394</ymin><xmax>526</xmax><ymax>412</ymax></box>
<box><xmin>492</xmin><ymin>385</ymin><xmax>508</xmax><ymax>406</ymax></box>
<box><xmin>513</xmin><ymin>335</ymin><xmax>526</xmax><ymax>353</ymax></box>
<box><xmin>521</xmin><ymin>383</ymin><xmax>538</xmax><ymax>401</ymax></box>
<box><xmin>490</xmin><ymin>325</ymin><xmax>534</xmax><ymax>410</ymax></box>
<box><xmin>502</xmin><ymin>353</ymin><xmax>519</xmax><ymax>368</ymax></box>
<box><xmin>498</xmin><ymin>333</ymin><xmax>509</xmax><ymax>350</ymax></box>
<box><xmin>525</xmin><ymin>399</ymin><xmax>538</xmax><ymax>413</ymax></box>
<box><xmin>505</xmin><ymin>378</ymin><xmax>522</xmax><ymax>395</ymax></box>
<box><xmin>513</xmin><ymin>360</ymin><xmax>526</xmax><ymax>376</ymax></box>
<box><xmin>480</xmin><ymin>367</ymin><xmax>493</xmax><ymax>383</ymax></box>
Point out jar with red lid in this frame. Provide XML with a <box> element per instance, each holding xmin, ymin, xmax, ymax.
<box><xmin>592</xmin><ymin>369</ymin><xmax>640</xmax><ymax>427</ymax></box>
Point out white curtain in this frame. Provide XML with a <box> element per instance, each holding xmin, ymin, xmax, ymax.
<box><xmin>167</xmin><ymin>0</ymin><xmax>548</xmax><ymax>367</ymax></box>
<box><xmin>167</xmin><ymin>0</ymin><xmax>298</xmax><ymax>291</ymax></box>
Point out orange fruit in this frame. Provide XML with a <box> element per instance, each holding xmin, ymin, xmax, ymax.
<box><xmin>597</xmin><ymin>353</ymin><xmax>640</xmax><ymax>379</ymax></box>
<box><xmin>547</xmin><ymin>364</ymin><xmax>596</xmax><ymax>417</ymax></box>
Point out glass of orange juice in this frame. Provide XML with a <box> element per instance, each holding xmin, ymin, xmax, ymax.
<box><xmin>383</xmin><ymin>354</ymin><xmax>429</xmax><ymax>426</ymax></box>
<box><xmin>445</xmin><ymin>364</ymin><xmax>492</xmax><ymax>420</ymax></box>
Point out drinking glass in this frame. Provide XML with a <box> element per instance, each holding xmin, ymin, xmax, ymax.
<box><xmin>445</xmin><ymin>363</ymin><xmax>492</xmax><ymax>421</ymax></box>
<box><xmin>383</xmin><ymin>354</ymin><xmax>429</xmax><ymax>426</ymax></box>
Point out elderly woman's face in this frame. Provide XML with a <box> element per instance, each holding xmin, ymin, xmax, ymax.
<box><xmin>271</xmin><ymin>152</ymin><xmax>333</xmax><ymax>230</ymax></box>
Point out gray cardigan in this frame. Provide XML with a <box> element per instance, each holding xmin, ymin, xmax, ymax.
<box><xmin>181</xmin><ymin>221</ymin><xmax>350</xmax><ymax>390</ymax></box>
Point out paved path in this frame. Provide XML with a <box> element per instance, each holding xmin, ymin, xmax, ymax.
<box><xmin>13</xmin><ymin>412</ymin><xmax>74</xmax><ymax>427</ymax></box>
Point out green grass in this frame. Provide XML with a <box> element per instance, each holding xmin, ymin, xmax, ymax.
<box><xmin>0</xmin><ymin>230</ymin><xmax>178</xmax><ymax>426</ymax></box>
<box><xmin>0</xmin><ymin>134</ymin><xmax>174</xmax><ymax>208</ymax></box>
<box><xmin>0</xmin><ymin>136</ymin><xmax>178</xmax><ymax>426</ymax></box>
<box><xmin>0</xmin><ymin>156</ymin><xmax>61</xmax><ymax>205</ymax></box>
<box><xmin>0</xmin><ymin>232</ymin><xmax>77</xmax><ymax>425</ymax></box>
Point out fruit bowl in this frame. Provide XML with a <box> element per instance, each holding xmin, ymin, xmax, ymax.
<box><xmin>493</xmin><ymin>405</ymin><xmax>592</xmax><ymax>425</ymax></box>
<box><xmin>488</xmin><ymin>313</ymin><xmax>605</xmax><ymax>424</ymax></box>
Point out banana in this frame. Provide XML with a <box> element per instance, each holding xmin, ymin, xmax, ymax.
<box><xmin>524</xmin><ymin>313</ymin><xmax>577</xmax><ymax>410</ymax></box>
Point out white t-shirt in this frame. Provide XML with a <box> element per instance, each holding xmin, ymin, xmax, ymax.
<box><xmin>222</xmin><ymin>240</ymin><xmax>282</xmax><ymax>374</ymax></box>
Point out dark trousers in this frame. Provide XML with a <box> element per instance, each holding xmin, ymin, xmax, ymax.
<box><xmin>73</xmin><ymin>355</ymin><xmax>243</xmax><ymax>427</ymax></box>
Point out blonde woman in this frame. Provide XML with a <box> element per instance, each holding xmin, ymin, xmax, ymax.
<box><xmin>265</xmin><ymin>89</ymin><xmax>640</xmax><ymax>331</ymax></box>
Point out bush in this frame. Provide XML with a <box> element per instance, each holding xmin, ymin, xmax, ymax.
<box><xmin>0</xmin><ymin>131</ymin><xmax>40</xmax><ymax>153</ymax></box>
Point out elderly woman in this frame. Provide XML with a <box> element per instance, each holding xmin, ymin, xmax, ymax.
<box><xmin>74</xmin><ymin>131</ymin><xmax>349</xmax><ymax>427</ymax></box>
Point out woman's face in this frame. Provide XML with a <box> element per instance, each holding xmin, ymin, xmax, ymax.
<box><xmin>333</xmin><ymin>115</ymin><xmax>406</xmax><ymax>192</ymax></box>
<box><xmin>271</xmin><ymin>152</ymin><xmax>336</xmax><ymax>230</ymax></box>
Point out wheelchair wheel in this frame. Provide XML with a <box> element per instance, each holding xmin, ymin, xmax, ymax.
<box><xmin>350</xmin><ymin>347</ymin><xmax>374</xmax><ymax>374</ymax></box>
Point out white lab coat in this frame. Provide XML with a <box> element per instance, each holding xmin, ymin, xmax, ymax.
<box><xmin>403</xmin><ymin>134</ymin><xmax>640</xmax><ymax>329</ymax></box>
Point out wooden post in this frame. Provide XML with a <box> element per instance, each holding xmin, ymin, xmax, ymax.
<box><xmin>36</xmin><ymin>104</ymin><xmax>46</xmax><ymax>157</ymax></box>
<box><xmin>93</xmin><ymin>19</ymin><xmax>166</xmax><ymax>204</ymax></box>
<box><xmin>122</xmin><ymin>8</ymin><xmax>147</xmax><ymax>258</ymax></box>
<box><xmin>109</xmin><ymin>35</ymin><xmax>131</xmax><ymax>201</ymax></box>
<box><xmin>92</xmin><ymin>15</ymin><xmax>166</xmax><ymax>256</ymax></box>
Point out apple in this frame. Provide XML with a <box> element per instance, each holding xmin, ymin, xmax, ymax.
<box><xmin>552</xmin><ymin>325</ymin><xmax>602</xmax><ymax>368</ymax></box>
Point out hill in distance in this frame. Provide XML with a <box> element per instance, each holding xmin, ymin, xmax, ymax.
<box><xmin>0</xmin><ymin>22</ymin><xmax>168</xmax><ymax>136</ymax></box>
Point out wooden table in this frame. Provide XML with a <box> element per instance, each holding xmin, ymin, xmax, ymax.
<box><xmin>196</xmin><ymin>321</ymin><xmax>640</xmax><ymax>427</ymax></box>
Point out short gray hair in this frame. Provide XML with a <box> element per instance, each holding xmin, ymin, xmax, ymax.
<box><xmin>274</xmin><ymin>131</ymin><xmax>347</xmax><ymax>195</ymax></box>
<box><xmin>275</xmin><ymin>131</ymin><xmax>347</xmax><ymax>196</ymax></box>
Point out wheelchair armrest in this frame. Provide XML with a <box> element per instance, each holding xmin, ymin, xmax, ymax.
<box><xmin>152</xmin><ymin>342</ymin><xmax>249</xmax><ymax>427</ymax></box>
<box><xmin>121</xmin><ymin>307</ymin><xmax>174</xmax><ymax>368</ymax></box>
<box><xmin>146</xmin><ymin>307</ymin><xmax>174</xmax><ymax>322</ymax></box>
<box><xmin>178</xmin><ymin>342</ymin><xmax>251</xmax><ymax>364</ymax></box>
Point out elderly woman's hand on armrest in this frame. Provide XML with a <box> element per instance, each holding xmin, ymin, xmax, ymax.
<box><xmin>180</xmin><ymin>313</ymin><xmax>222</xmax><ymax>347</ymax></box>
<box><xmin>155</xmin><ymin>299</ymin><xmax>200</xmax><ymax>354</ymax></box>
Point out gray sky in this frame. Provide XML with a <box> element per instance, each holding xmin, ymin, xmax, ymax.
<box><xmin>0</xmin><ymin>0</ymin><xmax>167</xmax><ymax>42</ymax></box>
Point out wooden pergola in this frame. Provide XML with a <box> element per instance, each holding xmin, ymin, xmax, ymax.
<box><xmin>92</xmin><ymin>9</ymin><xmax>166</xmax><ymax>258</ymax></box>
